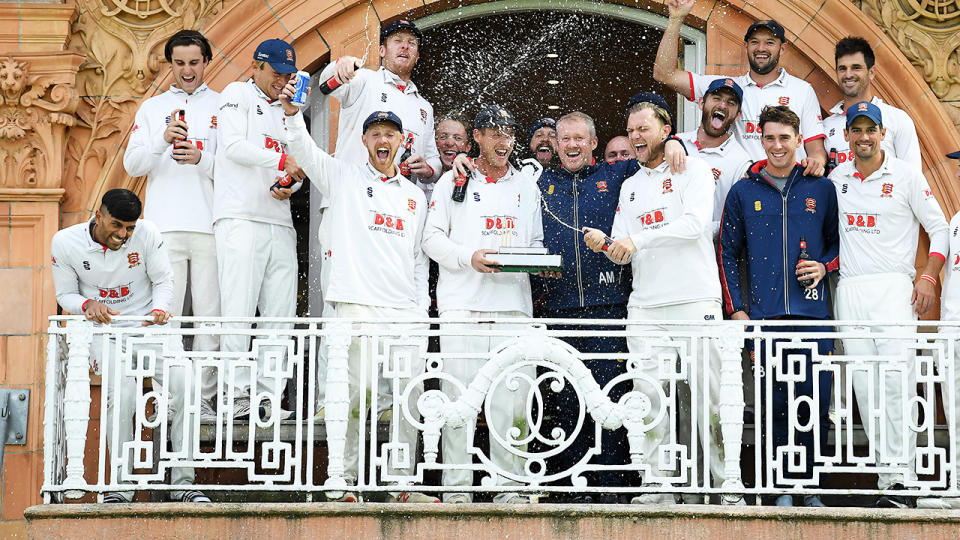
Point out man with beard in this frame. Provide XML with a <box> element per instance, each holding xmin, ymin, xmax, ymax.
<box><xmin>823</xmin><ymin>37</ymin><xmax>920</xmax><ymax>171</ymax></box>
<box><xmin>604</xmin><ymin>135</ymin><xmax>635</xmax><ymax>164</ymax></box>
<box><xmin>583</xmin><ymin>101</ymin><xmax>742</xmax><ymax>506</ymax></box>
<box><xmin>422</xmin><ymin>105</ymin><xmax>544</xmax><ymax>504</ymax></box>
<box><xmin>528</xmin><ymin>117</ymin><xmax>559</xmax><ymax>168</ymax></box>
<box><xmin>654</xmin><ymin>0</ymin><xmax>826</xmax><ymax>175</ymax></box>
<box><xmin>675</xmin><ymin>78</ymin><xmax>752</xmax><ymax>236</ymax></box>
<box><xmin>831</xmin><ymin>101</ymin><xmax>948</xmax><ymax>508</ymax></box>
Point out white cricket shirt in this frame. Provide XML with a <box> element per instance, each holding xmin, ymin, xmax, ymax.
<box><xmin>830</xmin><ymin>153</ymin><xmax>948</xmax><ymax>280</ymax></box>
<box><xmin>124</xmin><ymin>83</ymin><xmax>219</xmax><ymax>234</ymax></box>
<box><xmin>612</xmin><ymin>155</ymin><xmax>721</xmax><ymax>308</ymax></box>
<box><xmin>422</xmin><ymin>166</ymin><xmax>544</xmax><ymax>316</ymax></box>
<box><xmin>823</xmin><ymin>96</ymin><xmax>921</xmax><ymax>171</ymax></box>
<box><xmin>320</xmin><ymin>64</ymin><xmax>441</xmax><ymax>183</ymax></box>
<box><xmin>690</xmin><ymin>69</ymin><xmax>825</xmax><ymax>161</ymax></box>
<box><xmin>285</xmin><ymin>112</ymin><xmax>428</xmax><ymax>311</ymax></box>
<box><xmin>676</xmin><ymin>130</ymin><xmax>753</xmax><ymax>235</ymax></box>
<box><xmin>942</xmin><ymin>212</ymin><xmax>960</xmax><ymax>321</ymax></box>
<box><xmin>51</xmin><ymin>219</ymin><xmax>174</xmax><ymax>323</ymax></box>
<box><xmin>214</xmin><ymin>79</ymin><xmax>298</xmax><ymax>228</ymax></box>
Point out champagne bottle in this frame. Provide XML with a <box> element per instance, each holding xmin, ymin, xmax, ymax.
<box><xmin>798</xmin><ymin>237</ymin><xmax>813</xmax><ymax>288</ymax></box>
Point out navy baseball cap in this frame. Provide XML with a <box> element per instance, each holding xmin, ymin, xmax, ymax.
<box><xmin>254</xmin><ymin>39</ymin><xmax>297</xmax><ymax>74</ymax></box>
<box><xmin>474</xmin><ymin>105</ymin><xmax>517</xmax><ymax>130</ymax></box>
<box><xmin>626</xmin><ymin>92</ymin><xmax>672</xmax><ymax>125</ymax></box>
<box><xmin>744</xmin><ymin>20</ymin><xmax>786</xmax><ymax>43</ymax></box>
<box><xmin>527</xmin><ymin>118</ymin><xmax>556</xmax><ymax>145</ymax></box>
<box><xmin>947</xmin><ymin>150</ymin><xmax>960</xmax><ymax>159</ymax></box>
<box><xmin>363</xmin><ymin>110</ymin><xmax>403</xmax><ymax>133</ymax></box>
<box><xmin>381</xmin><ymin>20</ymin><xmax>423</xmax><ymax>45</ymax></box>
<box><xmin>845</xmin><ymin>101</ymin><xmax>882</xmax><ymax>127</ymax></box>
<box><xmin>704</xmin><ymin>78</ymin><xmax>744</xmax><ymax>107</ymax></box>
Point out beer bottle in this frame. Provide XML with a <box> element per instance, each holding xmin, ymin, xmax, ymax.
<box><xmin>798</xmin><ymin>237</ymin><xmax>813</xmax><ymax>288</ymax></box>
<box><xmin>398</xmin><ymin>134</ymin><xmax>414</xmax><ymax>177</ymax></box>
<box><xmin>452</xmin><ymin>171</ymin><xmax>469</xmax><ymax>202</ymax></box>
<box><xmin>825</xmin><ymin>147</ymin><xmax>838</xmax><ymax>176</ymax></box>
<box><xmin>271</xmin><ymin>174</ymin><xmax>294</xmax><ymax>192</ymax></box>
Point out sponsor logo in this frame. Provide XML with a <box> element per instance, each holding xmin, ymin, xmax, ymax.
<box><xmin>99</xmin><ymin>286</ymin><xmax>131</xmax><ymax>299</ymax></box>
<box><xmin>132</xmin><ymin>124</ymin><xmax>139</xmax><ymax>133</ymax></box>
<box><xmin>629</xmin><ymin>192</ymin><xmax>635</xmax><ymax>202</ymax></box>
<box><xmin>704</xmin><ymin>314</ymin><xmax>716</xmax><ymax>320</ymax></box>
<box><xmin>83</xmin><ymin>261</ymin><xmax>90</xmax><ymax>271</ymax></box>
<box><xmin>547</xmin><ymin>184</ymin><xmax>555</xmax><ymax>195</ymax></box>
<box><xmin>829</xmin><ymin>128</ymin><xmax>835</xmax><ymax>137</ymax></box>
<box><xmin>367</xmin><ymin>186</ymin><xmax>373</xmax><ymax>198</ymax></box>
<box><xmin>127</xmin><ymin>253</ymin><xmax>140</xmax><ymax>268</ymax></box>
<box><xmin>286</xmin><ymin>49</ymin><xmax>294</xmax><ymax>61</ymax></box>
<box><xmin>473</xmin><ymin>192</ymin><xmax>480</xmax><ymax>202</ymax></box>
<box><xmin>955</xmin><ymin>254</ymin><xmax>959</xmax><ymax>265</ymax></box>
<box><xmin>210</xmin><ymin>115</ymin><xmax>217</xmax><ymax>129</ymax></box>
<box><xmin>881</xmin><ymin>183</ymin><xmax>894</xmax><ymax>198</ymax></box>
<box><xmin>381</xmin><ymin>93</ymin><xmax>387</xmax><ymax>102</ymax></box>
<box><xmin>858</xmin><ymin>102</ymin><xmax>869</xmax><ymax>112</ymax></box>
<box><xmin>924</xmin><ymin>188</ymin><xmax>933</xmax><ymax>197</ymax></box>
<box><xmin>846</xmin><ymin>213</ymin><xmax>878</xmax><ymax>228</ymax></box>
<box><xmin>373</xmin><ymin>213</ymin><xmax>404</xmax><ymax>230</ymax></box>
<box><xmin>778</xmin><ymin>96</ymin><xmax>790</xmax><ymax>106</ymax></box>
<box><xmin>596</xmin><ymin>180</ymin><xmax>608</xmax><ymax>192</ymax></box>
<box><xmin>264</xmin><ymin>136</ymin><xmax>284</xmax><ymax>153</ymax></box>
<box><xmin>805</xmin><ymin>198</ymin><xmax>816</xmax><ymax>213</ymax></box>
<box><xmin>842</xmin><ymin>183</ymin><xmax>848</xmax><ymax>194</ymax></box>
<box><xmin>639</xmin><ymin>210</ymin><xmax>665</xmax><ymax>225</ymax></box>
<box><xmin>711</xmin><ymin>168</ymin><xmax>722</xmax><ymax>182</ymax></box>
<box><xmin>662</xmin><ymin>179</ymin><xmax>673</xmax><ymax>194</ymax></box>
<box><xmin>484</xmin><ymin>216</ymin><xmax>516</xmax><ymax>230</ymax></box>
<box><xmin>256</xmin><ymin>105</ymin><xmax>263</xmax><ymax>115</ymax></box>
<box><xmin>954</xmin><ymin>226</ymin><xmax>958</xmax><ymax>237</ymax></box>
<box><xmin>408</xmin><ymin>198</ymin><xmax>416</xmax><ymax>213</ymax></box>
<box><xmin>754</xmin><ymin>201</ymin><xmax>762</xmax><ymax>211</ymax></box>
<box><xmin>744</xmin><ymin>121</ymin><xmax>761</xmax><ymax>135</ymax></box>
<box><xmin>220</xmin><ymin>102</ymin><xmax>238</xmax><ymax>110</ymax></box>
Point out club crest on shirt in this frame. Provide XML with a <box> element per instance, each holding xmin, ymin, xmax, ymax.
<box><xmin>596</xmin><ymin>180</ymin><xmax>608</xmax><ymax>192</ymax></box>
<box><xmin>805</xmin><ymin>198</ymin><xmax>817</xmax><ymax>213</ymax></box>
<box><xmin>408</xmin><ymin>198</ymin><xmax>416</xmax><ymax>213</ymax></box>
<box><xmin>127</xmin><ymin>252</ymin><xmax>140</xmax><ymax>268</ymax></box>
<box><xmin>662</xmin><ymin>179</ymin><xmax>673</xmax><ymax>194</ymax></box>
<box><xmin>420</xmin><ymin>109</ymin><xmax>427</xmax><ymax>123</ymax></box>
<box><xmin>210</xmin><ymin>115</ymin><xmax>217</xmax><ymax>129</ymax></box>
<box><xmin>778</xmin><ymin>96</ymin><xmax>790</xmax><ymax>106</ymax></box>
<box><xmin>711</xmin><ymin>168</ymin><xmax>722</xmax><ymax>182</ymax></box>
<box><xmin>881</xmin><ymin>183</ymin><xmax>894</xmax><ymax>198</ymax></box>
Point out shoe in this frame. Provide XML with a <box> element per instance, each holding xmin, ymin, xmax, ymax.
<box><xmin>174</xmin><ymin>490</ymin><xmax>211</xmax><ymax>503</ymax></box>
<box><xmin>876</xmin><ymin>483</ymin><xmax>917</xmax><ymax>509</ymax></box>
<box><xmin>721</xmin><ymin>494</ymin><xmax>747</xmax><ymax>506</ymax></box>
<box><xmin>328</xmin><ymin>491</ymin><xmax>358</xmax><ymax>502</ymax></box>
<box><xmin>388</xmin><ymin>491</ymin><xmax>440</xmax><ymax>503</ymax></box>
<box><xmin>102</xmin><ymin>492</ymin><xmax>128</xmax><ymax>504</ymax></box>
<box><xmin>232</xmin><ymin>397</ymin><xmax>252</xmax><ymax>420</ymax></box>
<box><xmin>917</xmin><ymin>496</ymin><xmax>960</xmax><ymax>509</ymax></box>
<box><xmin>630</xmin><ymin>492</ymin><xmax>674</xmax><ymax>505</ymax></box>
<box><xmin>803</xmin><ymin>495</ymin><xmax>826</xmax><ymax>507</ymax></box>
<box><xmin>495</xmin><ymin>492</ymin><xmax>531</xmax><ymax>504</ymax></box>
<box><xmin>259</xmin><ymin>402</ymin><xmax>295</xmax><ymax>423</ymax></box>
<box><xmin>199</xmin><ymin>400</ymin><xmax>217</xmax><ymax>423</ymax></box>
<box><xmin>445</xmin><ymin>493</ymin><xmax>470</xmax><ymax>504</ymax></box>
<box><xmin>775</xmin><ymin>494</ymin><xmax>794</xmax><ymax>507</ymax></box>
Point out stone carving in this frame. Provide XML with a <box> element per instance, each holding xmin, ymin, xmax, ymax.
<box><xmin>859</xmin><ymin>0</ymin><xmax>960</xmax><ymax>127</ymax></box>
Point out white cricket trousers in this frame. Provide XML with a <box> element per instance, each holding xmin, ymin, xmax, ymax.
<box><xmin>92</xmin><ymin>334</ymin><xmax>196</xmax><ymax>500</ymax></box>
<box><xmin>836</xmin><ymin>272</ymin><xmax>918</xmax><ymax>489</ymax></box>
<box><xmin>626</xmin><ymin>300</ymin><xmax>726</xmax><ymax>485</ymax></box>
<box><xmin>940</xmin><ymin>327</ymin><xmax>960</xmax><ymax>490</ymax></box>
<box><xmin>333</xmin><ymin>303</ymin><xmax>427</xmax><ymax>485</ymax></box>
<box><xmin>439</xmin><ymin>310</ymin><xmax>533</xmax><ymax>502</ymax></box>
<box><xmin>214</xmin><ymin>219</ymin><xmax>296</xmax><ymax>398</ymax></box>
<box><xmin>164</xmin><ymin>231</ymin><xmax>220</xmax><ymax>403</ymax></box>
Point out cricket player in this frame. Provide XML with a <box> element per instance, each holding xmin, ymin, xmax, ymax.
<box><xmin>214</xmin><ymin>38</ymin><xmax>305</xmax><ymax>420</ymax></box>
<box><xmin>604</xmin><ymin>135</ymin><xmax>635</xmax><ymax>164</ymax></box>
<box><xmin>831</xmin><ymin>101</ymin><xmax>948</xmax><ymax>508</ymax></box>
<box><xmin>123</xmin><ymin>30</ymin><xmax>220</xmax><ymax>418</ymax></box>
<box><xmin>421</xmin><ymin>105</ymin><xmax>544</xmax><ymax>504</ymax></box>
<box><xmin>436</xmin><ymin>114</ymin><xmax>473</xmax><ymax>176</ymax></box>
<box><xmin>719</xmin><ymin>105</ymin><xmax>839</xmax><ymax>507</ymax></box>
<box><xmin>583</xmin><ymin>99</ymin><xmax>742</xmax><ymax>505</ymax></box>
<box><xmin>654</xmin><ymin>0</ymin><xmax>826</xmax><ymax>174</ymax></box>
<box><xmin>528</xmin><ymin>117</ymin><xmax>559</xmax><ymax>168</ymax></box>
<box><xmin>51</xmin><ymin>189</ymin><xmax>208</xmax><ymax>503</ymax></box>
<box><xmin>823</xmin><ymin>37</ymin><xmax>921</xmax><ymax>171</ymax></box>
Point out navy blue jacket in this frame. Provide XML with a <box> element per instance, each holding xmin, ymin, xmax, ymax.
<box><xmin>537</xmin><ymin>160</ymin><xmax>637</xmax><ymax>311</ymax></box>
<box><xmin>718</xmin><ymin>161</ymin><xmax>839</xmax><ymax>320</ymax></box>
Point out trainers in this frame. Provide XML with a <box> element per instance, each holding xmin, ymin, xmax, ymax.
<box><xmin>102</xmin><ymin>492</ymin><xmax>128</xmax><ymax>504</ymax></box>
<box><xmin>774</xmin><ymin>494</ymin><xmax>794</xmax><ymax>507</ymax></box>
<box><xmin>329</xmin><ymin>491</ymin><xmax>358</xmax><ymax>502</ymax></box>
<box><xmin>917</xmin><ymin>496</ymin><xmax>960</xmax><ymax>509</ymax></box>
<box><xmin>445</xmin><ymin>493</ymin><xmax>471</xmax><ymax>504</ymax></box>
<box><xmin>494</xmin><ymin>492</ymin><xmax>531</xmax><ymax>504</ymax></box>
<box><xmin>173</xmin><ymin>490</ymin><xmax>211</xmax><ymax>503</ymax></box>
<box><xmin>876</xmin><ymin>483</ymin><xmax>917</xmax><ymax>509</ymax></box>
<box><xmin>721</xmin><ymin>493</ymin><xmax>747</xmax><ymax>506</ymax></box>
<box><xmin>389</xmin><ymin>491</ymin><xmax>440</xmax><ymax>503</ymax></box>
<box><xmin>199</xmin><ymin>400</ymin><xmax>218</xmax><ymax>423</ymax></box>
<box><xmin>232</xmin><ymin>397</ymin><xmax>252</xmax><ymax>420</ymax></box>
<box><xmin>803</xmin><ymin>495</ymin><xmax>826</xmax><ymax>507</ymax></box>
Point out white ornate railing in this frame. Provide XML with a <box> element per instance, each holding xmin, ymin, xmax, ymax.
<box><xmin>41</xmin><ymin>316</ymin><xmax>960</xmax><ymax>503</ymax></box>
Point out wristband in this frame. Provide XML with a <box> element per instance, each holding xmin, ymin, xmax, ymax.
<box><xmin>278</xmin><ymin>152</ymin><xmax>287</xmax><ymax>171</ymax></box>
<box><xmin>81</xmin><ymin>299</ymin><xmax>92</xmax><ymax>312</ymax></box>
<box><xmin>920</xmin><ymin>274</ymin><xmax>937</xmax><ymax>285</ymax></box>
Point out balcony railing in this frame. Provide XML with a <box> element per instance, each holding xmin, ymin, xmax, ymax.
<box><xmin>41</xmin><ymin>316</ymin><xmax>960</xmax><ymax>503</ymax></box>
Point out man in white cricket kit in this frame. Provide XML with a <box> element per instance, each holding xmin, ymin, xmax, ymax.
<box><xmin>584</xmin><ymin>99</ymin><xmax>741</xmax><ymax>505</ymax></box>
<box><xmin>921</xmin><ymin>149</ymin><xmax>960</xmax><ymax>509</ymax></box>
<box><xmin>123</xmin><ymin>30</ymin><xmax>220</xmax><ymax>417</ymax></box>
<box><xmin>51</xmin><ymin>189</ymin><xmax>209</xmax><ymax>503</ymax></box>
<box><xmin>214</xmin><ymin>38</ymin><xmax>306</xmax><ymax>420</ymax></box>
<box><xmin>831</xmin><ymin>101</ymin><xmax>948</xmax><ymax>508</ymax></box>
<box><xmin>281</xmin><ymin>76</ymin><xmax>434</xmax><ymax>502</ymax></box>
<box><xmin>823</xmin><ymin>37</ymin><xmax>921</xmax><ymax>171</ymax></box>
<box><xmin>654</xmin><ymin>0</ymin><xmax>826</xmax><ymax>175</ymax></box>
<box><xmin>422</xmin><ymin>105</ymin><xmax>544</xmax><ymax>504</ymax></box>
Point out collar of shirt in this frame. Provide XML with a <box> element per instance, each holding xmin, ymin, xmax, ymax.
<box><xmin>639</xmin><ymin>159</ymin><xmax>670</xmax><ymax>176</ymax></box>
<box><xmin>365</xmin><ymin>162</ymin><xmax>402</xmax><ymax>184</ymax></box>
<box><xmin>168</xmin><ymin>82</ymin><xmax>210</xmax><ymax>97</ymax></box>
<box><xmin>829</xmin><ymin>95</ymin><xmax>885</xmax><ymax>115</ymax></box>
<box><xmin>380</xmin><ymin>67</ymin><xmax>418</xmax><ymax>95</ymax></box>
<box><xmin>742</xmin><ymin>67</ymin><xmax>787</xmax><ymax>88</ymax></box>
<box><xmin>678</xmin><ymin>130</ymin><xmax>732</xmax><ymax>155</ymax></box>
<box><xmin>247</xmin><ymin>79</ymin><xmax>281</xmax><ymax>105</ymax></box>
<box><xmin>472</xmin><ymin>163</ymin><xmax>517</xmax><ymax>184</ymax></box>
<box><xmin>85</xmin><ymin>219</ymin><xmax>112</xmax><ymax>253</ymax></box>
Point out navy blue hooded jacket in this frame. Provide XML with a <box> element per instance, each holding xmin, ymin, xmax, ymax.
<box><xmin>718</xmin><ymin>161</ymin><xmax>839</xmax><ymax>319</ymax></box>
<box><xmin>537</xmin><ymin>160</ymin><xmax>637</xmax><ymax>310</ymax></box>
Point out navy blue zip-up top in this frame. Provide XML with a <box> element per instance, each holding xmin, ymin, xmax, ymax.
<box><xmin>718</xmin><ymin>161</ymin><xmax>840</xmax><ymax>319</ymax></box>
<box><xmin>537</xmin><ymin>160</ymin><xmax>637</xmax><ymax>310</ymax></box>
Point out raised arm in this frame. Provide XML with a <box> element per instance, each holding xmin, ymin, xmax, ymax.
<box><xmin>653</xmin><ymin>0</ymin><xmax>697</xmax><ymax>100</ymax></box>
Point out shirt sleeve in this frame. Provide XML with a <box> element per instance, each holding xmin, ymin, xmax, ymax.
<box><xmin>319</xmin><ymin>62</ymin><xmax>370</xmax><ymax>110</ymax></box>
<box><xmin>800</xmin><ymin>85</ymin><xmax>826</xmax><ymax>143</ymax></box>
<box><xmin>690</xmin><ymin>73</ymin><xmax>719</xmax><ymax>101</ymax></box>
<box><xmin>123</xmin><ymin>102</ymin><xmax>169</xmax><ymax>177</ymax></box>
<box><xmin>51</xmin><ymin>233</ymin><xmax>88</xmax><ymax>315</ymax></box>
<box><xmin>420</xmin><ymin>103</ymin><xmax>442</xmax><ymax>183</ymax></box>
<box><xmin>718</xmin><ymin>185</ymin><xmax>747</xmax><ymax>316</ymax></box>
<box><xmin>143</xmin><ymin>224</ymin><xmax>174</xmax><ymax>313</ymax></box>
<box><xmin>421</xmin><ymin>172</ymin><xmax>475</xmax><ymax>270</ymax></box>
<box><xmin>217</xmin><ymin>83</ymin><xmax>284</xmax><ymax>171</ymax></box>
<box><xmin>821</xmin><ymin>183</ymin><xmax>840</xmax><ymax>272</ymax></box>
<box><xmin>910</xmin><ymin>171</ymin><xmax>949</xmax><ymax>259</ymax></box>
<box><xmin>629</xmin><ymin>162</ymin><xmax>715</xmax><ymax>251</ymax></box>
<box><xmin>528</xmin><ymin>186</ymin><xmax>545</xmax><ymax>249</ymax></box>
<box><xmin>413</xmin><ymin>193</ymin><xmax>430</xmax><ymax>312</ymax></box>
<box><xmin>606</xmin><ymin>189</ymin><xmax>632</xmax><ymax>265</ymax></box>
<box><xmin>892</xmin><ymin>108</ymin><xmax>922</xmax><ymax>171</ymax></box>
<box><xmin>285</xmin><ymin>111</ymin><xmax>338</xmax><ymax>201</ymax></box>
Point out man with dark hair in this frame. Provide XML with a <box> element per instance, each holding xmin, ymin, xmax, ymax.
<box><xmin>51</xmin><ymin>189</ymin><xmax>209</xmax><ymax>503</ymax></box>
<box><xmin>124</xmin><ymin>29</ymin><xmax>221</xmax><ymax>419</ymax></box>
<box><xmin>823</xmin><ymin>36</ymin><xmax>920</xmax><ymax>170</ymax></box>
<box><xmin>831</xmin><ymin>101</ymin><xmax>948</xmax><ymax>508</ymax></box>
<box><xmin>719</xmin><ymin>105</ymin><xmax>839</xmax><ymax>507</ymax></box>
<box><xmin>583</xmin><ymin>100</ymin><xmax>741</xmax><ymax>505</ymax></box>
<box><xmin>528</xmin><ymin>117</ymin><xmax>558</xmax><ymax>168</ymax></box>
<box><xmin>214</xmin><ymin>38</ymin><xmax>306</xmax><ymax>421</ymax></box>
<box><xmin>654</xmin><ymin>0</ymin><xmax>826</xmax><ymax>175</ymax></box>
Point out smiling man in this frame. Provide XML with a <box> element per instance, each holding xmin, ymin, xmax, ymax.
<box><xmin>604</xmin><ymin>135</ymin><xmax>635</xmax><ymax>164</ymax></box>
<box><xmin>654</xmin><ymin>0</ymin><xmax>826</xmax><ymax>175</ymax></box>
<box><xmin>123</xmin><ymin>29</ymin><xmax>221</xmax><ymax>420</ymax></box>
<box><xmin>528</xmin><ymin>117</ymin><xmax>559</xmax><ymax>168</ymax></box>
<box><xmin>435</xmin><ymin>115</ymin><xmax>473</xmax><ymax>177</ymax></box>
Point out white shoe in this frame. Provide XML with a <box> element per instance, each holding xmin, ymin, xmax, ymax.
<box><xmin>260</xmin><ymin>402</ymin><xmax>295</xmax><ymax>423</ymax></box>
<box><xmin>631</xmin><ymin>492</ymin><xmax>674</xmax><ymax>505</ymax></box>
<box><xmin>721</xmin><ymin>493</ymin><xmax>747</xmax><ymax>506</ymax></box>
<box><xmin>917</xmin><ymin>496</ymin><xmax>960</xmax><ymax>509</ymax></box>
<box><xmin>232</xmin><ymin>397</ymin><xmax>252</xmax><ymax>420</ymax></box>
<box><xmin>388</xmin><ymin>491</ymin><xmax>440</xmax><ymax>503</ymax></box>
<box><xmin>199</xmin><ymin>400</ymin><xmax>218</xmax><ymax>423</ymax></box>
<box><xmin>445</xmin><ymin>493</ymin><xmax>471</xmax><ymax>504</ymax></box>
<box><xmin>328</xmin><ymin>491</ymin><xmax>357</xmax><ymax>502</ymax></box>
<box><xmin>494</xmin><ymin>492</ymin><xmax>531</xmax><ymax>504</ymax></box>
